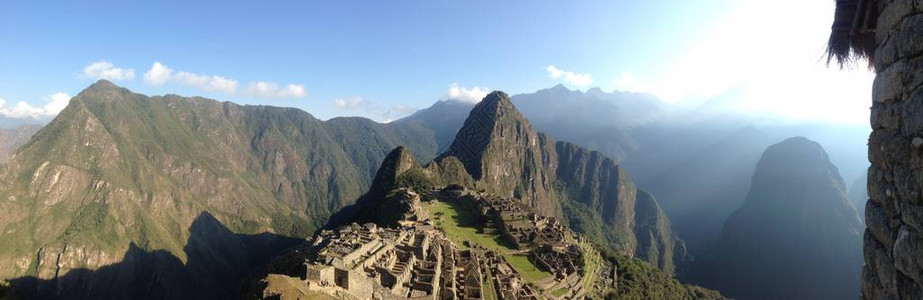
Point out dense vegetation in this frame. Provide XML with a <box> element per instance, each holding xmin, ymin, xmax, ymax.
<box><xmin>604</xmin><ymin>253</ymin><xmax>724</xmax><ymax>300</ymax></box>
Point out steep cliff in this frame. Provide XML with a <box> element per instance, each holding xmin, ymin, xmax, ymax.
<box><xmin>692</xmin><ymin>137</ymin><xmax>863</xmax><ymax>299</ymax></box>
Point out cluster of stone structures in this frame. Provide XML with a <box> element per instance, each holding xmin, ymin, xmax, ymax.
<box><xmin>300</xmin><ymin>223</ymin><xmax>465</xmax><ymax>299</ymax></box>
<box><xmin>468</xmin><ymin>194</ymin><xmax>569</xmax><ymax>250</ymax></box>
<box><xmin>261</xmin><ymin>188</ymin><xmax>611</xmax><ymax>299</ymax></box>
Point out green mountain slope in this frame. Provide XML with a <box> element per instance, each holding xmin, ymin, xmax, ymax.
<box><xmin>0</xmin><ymin>80</ymin><xmax>439</xmax><ymax>298</ymax></box>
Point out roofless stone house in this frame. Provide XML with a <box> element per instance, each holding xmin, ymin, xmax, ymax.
<box><xmin>828</xmin><ymin>0</ymin><xmax>923</xmax><ymax>299</ymax></box>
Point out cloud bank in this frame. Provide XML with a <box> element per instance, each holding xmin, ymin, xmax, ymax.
<box><xmin>546</xmin><ymin>65</ymin><xmax>592</xmax><ymax>86</ymax></box>
<box><xmin>142</xmin><ymin>62</ymin><xmax>306</xmax><ymax>99</ymax></box>
<box><xmin>446</xmin><ymin>83</ymin><xmax>490</xmax><ymax>103</ymax></box>
<box><xmin>333</xmin><ymin>96</ymin><xmax>416</xmax><ymax>123</ymax></box>
<box><xmin>0</xmin><ymin>92</ymin><xmax>71</xmax><ymax>119</ymax></box>
<box><xmin>84</xmin><ymin>61</ymin><xmax>135</xmax><ymax>81</ymax></box>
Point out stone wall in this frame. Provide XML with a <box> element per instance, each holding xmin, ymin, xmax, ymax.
<box><xmin>864</xmin><ymin>0</ymin><xmax>923</xmax><ymax>299</ymax></box>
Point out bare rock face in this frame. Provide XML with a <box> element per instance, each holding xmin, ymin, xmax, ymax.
<box><xmin>863</xmin><ymin>2</ymin><xmax>923</xmax><ymax>300</ymax></box>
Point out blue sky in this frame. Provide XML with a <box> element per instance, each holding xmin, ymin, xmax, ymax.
<box><xmin>0</xmin><ymin>0</ymin><xmax>872</xmax><ymax>124</ymax></box>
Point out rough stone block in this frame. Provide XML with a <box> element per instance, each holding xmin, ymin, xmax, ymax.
<box><xmin>874</xmin><ymin>59</ymin><xmax>906</xmax><ymax>103</ymax></box>
<box><xmin>866</xmin><ymin>231</ymin><xmax>898</xmax><ymax>293</ymax></box>
<box><xmin>872</xmin><ymin>101</ymin><xmax>902</xmax><ymax>129</ymax></box>
<box><xmin>901</xmin><ymin>202</ymin><xmax>923</xmax><ymax>232</ymax></box>
<box><xmin>893</xmin><ymin>226</ymin><xmax>923</xmax><ymax>283</ymax></box>
<box><xmin>868</xmin><ymin>200</ymin><xmax>896</xmax><ymax>249</ymax></box>
<box><xmin>878</xmin><ymin>0</ymin><xmax>916</xmax><ymax>36</ymax></box>
<box><xmin>896</xmin><ymin>14</ymin><xmax>923</xmax><ymax>59</ymax></box>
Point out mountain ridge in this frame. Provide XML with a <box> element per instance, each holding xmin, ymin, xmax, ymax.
<box><xmin>0</xmin><ymin>80</ymin><xmax>442</xmax><ymax>298</ymax></box>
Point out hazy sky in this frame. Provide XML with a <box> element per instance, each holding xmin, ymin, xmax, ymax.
<box><xmin>0</xmin><ymin>0</ymin><xmax>873</xmax><ymax>124</ymax></box>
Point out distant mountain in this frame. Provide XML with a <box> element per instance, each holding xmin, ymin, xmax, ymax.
<box><xmin>512</xmin><ymin>84</ymin><xmax>662</xmax><ymax>161</ymax></box>
<box><xmin>0</xmin><ymin>124</ymin><xmax>41</xmax><ymax>163</ymax></box>
<box><xmin>349</xmin><ymin>91</ymin><xmax>687</xmax><ymax>274</ymax></box>
<box><xmin>395</xmin><ymin>99</ymin><xmax>473</xmax><ymax>152</ymax></box>
<box><xmin>633</xmin><ymin>126</ymin><xmax>772</xmax><ymax>253</ymax></box>
<box><xmin>398</xmin><ymin>84</ymin><xmax>664</xmax><ymax>163</ymax></box>
<box><xmin>0</xmin><ymin>80</ymin><xmax>441</xmax><ymax>299</ymax></box>
<box><xmin>691</xmin><ymin>137</ymin><xmax>863</xmax><ymax>300</ymax></box>
<box><xmin>848</xmin><ymin>171</ymin><xmax>868</xmax><ymax>225</ymax></box>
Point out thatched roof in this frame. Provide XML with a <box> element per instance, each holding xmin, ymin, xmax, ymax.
<box><xmin>826</xmin><ymin>0</ymin><xmax>879</xmax><ymax>67</ymax></box>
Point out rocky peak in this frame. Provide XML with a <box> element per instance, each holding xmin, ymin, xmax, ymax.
<box><xmin>441</xmin><ymin>90</ymin><xmax>533</xmax><ymax>179</ymax></box>
<box><xmin>438</xmin><ymin>90</ymin><xmax>558</xmax><ymax>215</ymax></box>
<box><xmin>367</xmin><ymin>146</ymin><xmax>418</xmax><ymax>197</ymax></box>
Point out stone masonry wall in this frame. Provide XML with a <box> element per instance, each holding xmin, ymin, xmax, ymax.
<box><xmin>864</xmin><ymin>0</ymin><xmax>923</xmax><ymax>299</ymax></box>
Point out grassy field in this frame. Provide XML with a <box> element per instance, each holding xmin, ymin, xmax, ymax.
<box><xmin>504</xmin><ymin>254</ymin><xmax>552</xmax><ymax>283</ymax></box>
<box><xmin>426</xmin><ymin>201</ymin><xmax>513</xmax><ymax>252</ymax></box>
<box><xmin>551</xmin><ymin>287</ymin><xmax>569</xmax><ymax>297</ymax></box>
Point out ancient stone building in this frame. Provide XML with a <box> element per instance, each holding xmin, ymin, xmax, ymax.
<box><xmin>828</xmin><ymin>1</ymin><xmax>923</xmax><ymax>298</ymax></box>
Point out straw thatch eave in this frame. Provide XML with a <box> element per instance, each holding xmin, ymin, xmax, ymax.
<box><xmin>826</xmin><ymin>0</ymin><xmax>879</xmax><ymax>68</ymax></box>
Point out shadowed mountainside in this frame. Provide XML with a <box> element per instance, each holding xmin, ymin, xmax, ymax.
<box><xmin>7</xmin><ymin>212</ymin><xmax>301</xmax><ymax>300</ymax></box>
<box><xmin>691</xmin><ymin>137</ymin><xmax>863</xmax><ymax>300</ymax></box>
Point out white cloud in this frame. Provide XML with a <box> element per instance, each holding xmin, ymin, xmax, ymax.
<box><xmin>142</xmin><ymin>62</ymin><xmax>239</xmax><ymax>95</ymax></box>
<box><xmin>332</xmin><ymin>96</ymin><xmax>416</xmax><ymax>123</ymax></box>
<box><xmin>546</xmin><ymin>65</ymin><xmax>592</xmax><ymax>86</ymax></box>
<box><xmin>143</xmin><ymin>62</ymin><xmax>172</xmax><ymax>86</ymax></box>
<box><xmin>0</xmin><ymin>92</ymin><xmax>71</xmax><ymax>119</ymax></box>
<box><xmin>206</xmin><ymin>76</ymin><xmax>239</xmax><ymax>95</ymax></box>
<box><xmin>242</xmin><ymin>81</ymin><xmax>308</xmax><ymax>99</ymax></box>
<box><xmin>173</xmin><ymin>71</ymin><xmax>210</xmax><ymax>86</ymax></box>
<box><xmin>83</xmin><ymin>61</ymin><xmax>135</xmax><ymax>81</ymax></box>
<box><xmin>612</xmin><ymin>72</ymin><xmax>654</xmax><ymax>94</ymax></box>
<box><xmin>446</xmin><ymin>83</ymin><xmax>490</xmax><ymax>103</ymax></box>
<box><xmin>334</xmin><ymin>97</ymin><xmax>363</xmax><ymax>109</ymax></box>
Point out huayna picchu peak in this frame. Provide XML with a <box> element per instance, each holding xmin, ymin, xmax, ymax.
<box><xmin>252</xmin><ymin>90</ymin><xmax>712</xmax><ymax>299</ymax></box>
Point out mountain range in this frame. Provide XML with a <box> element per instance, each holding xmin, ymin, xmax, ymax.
<box><xmin>0</xmin><ymin>81</ymin><xmax>871</xmax><ymax>299</ymax></box>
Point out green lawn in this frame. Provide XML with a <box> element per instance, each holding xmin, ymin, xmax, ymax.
<box><xmin>551</xmin><ymin>287</ymin><xmax>569</xmax><ymax>297</ymax></box>
<box><xmin>426</xmin><ymin>201</ymin><xmax>513</xmax><ymax>252</ymax></box>
<box><xmin>504</xmin><ymin>254</ymin><xmax>552</xmax><ymax>283</ymax></box>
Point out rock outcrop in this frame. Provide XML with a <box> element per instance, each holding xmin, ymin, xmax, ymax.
<box><xmin>692</xmin><ymin>137</ymin><xmax>863</xmax><ymax>299</ymax></box>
